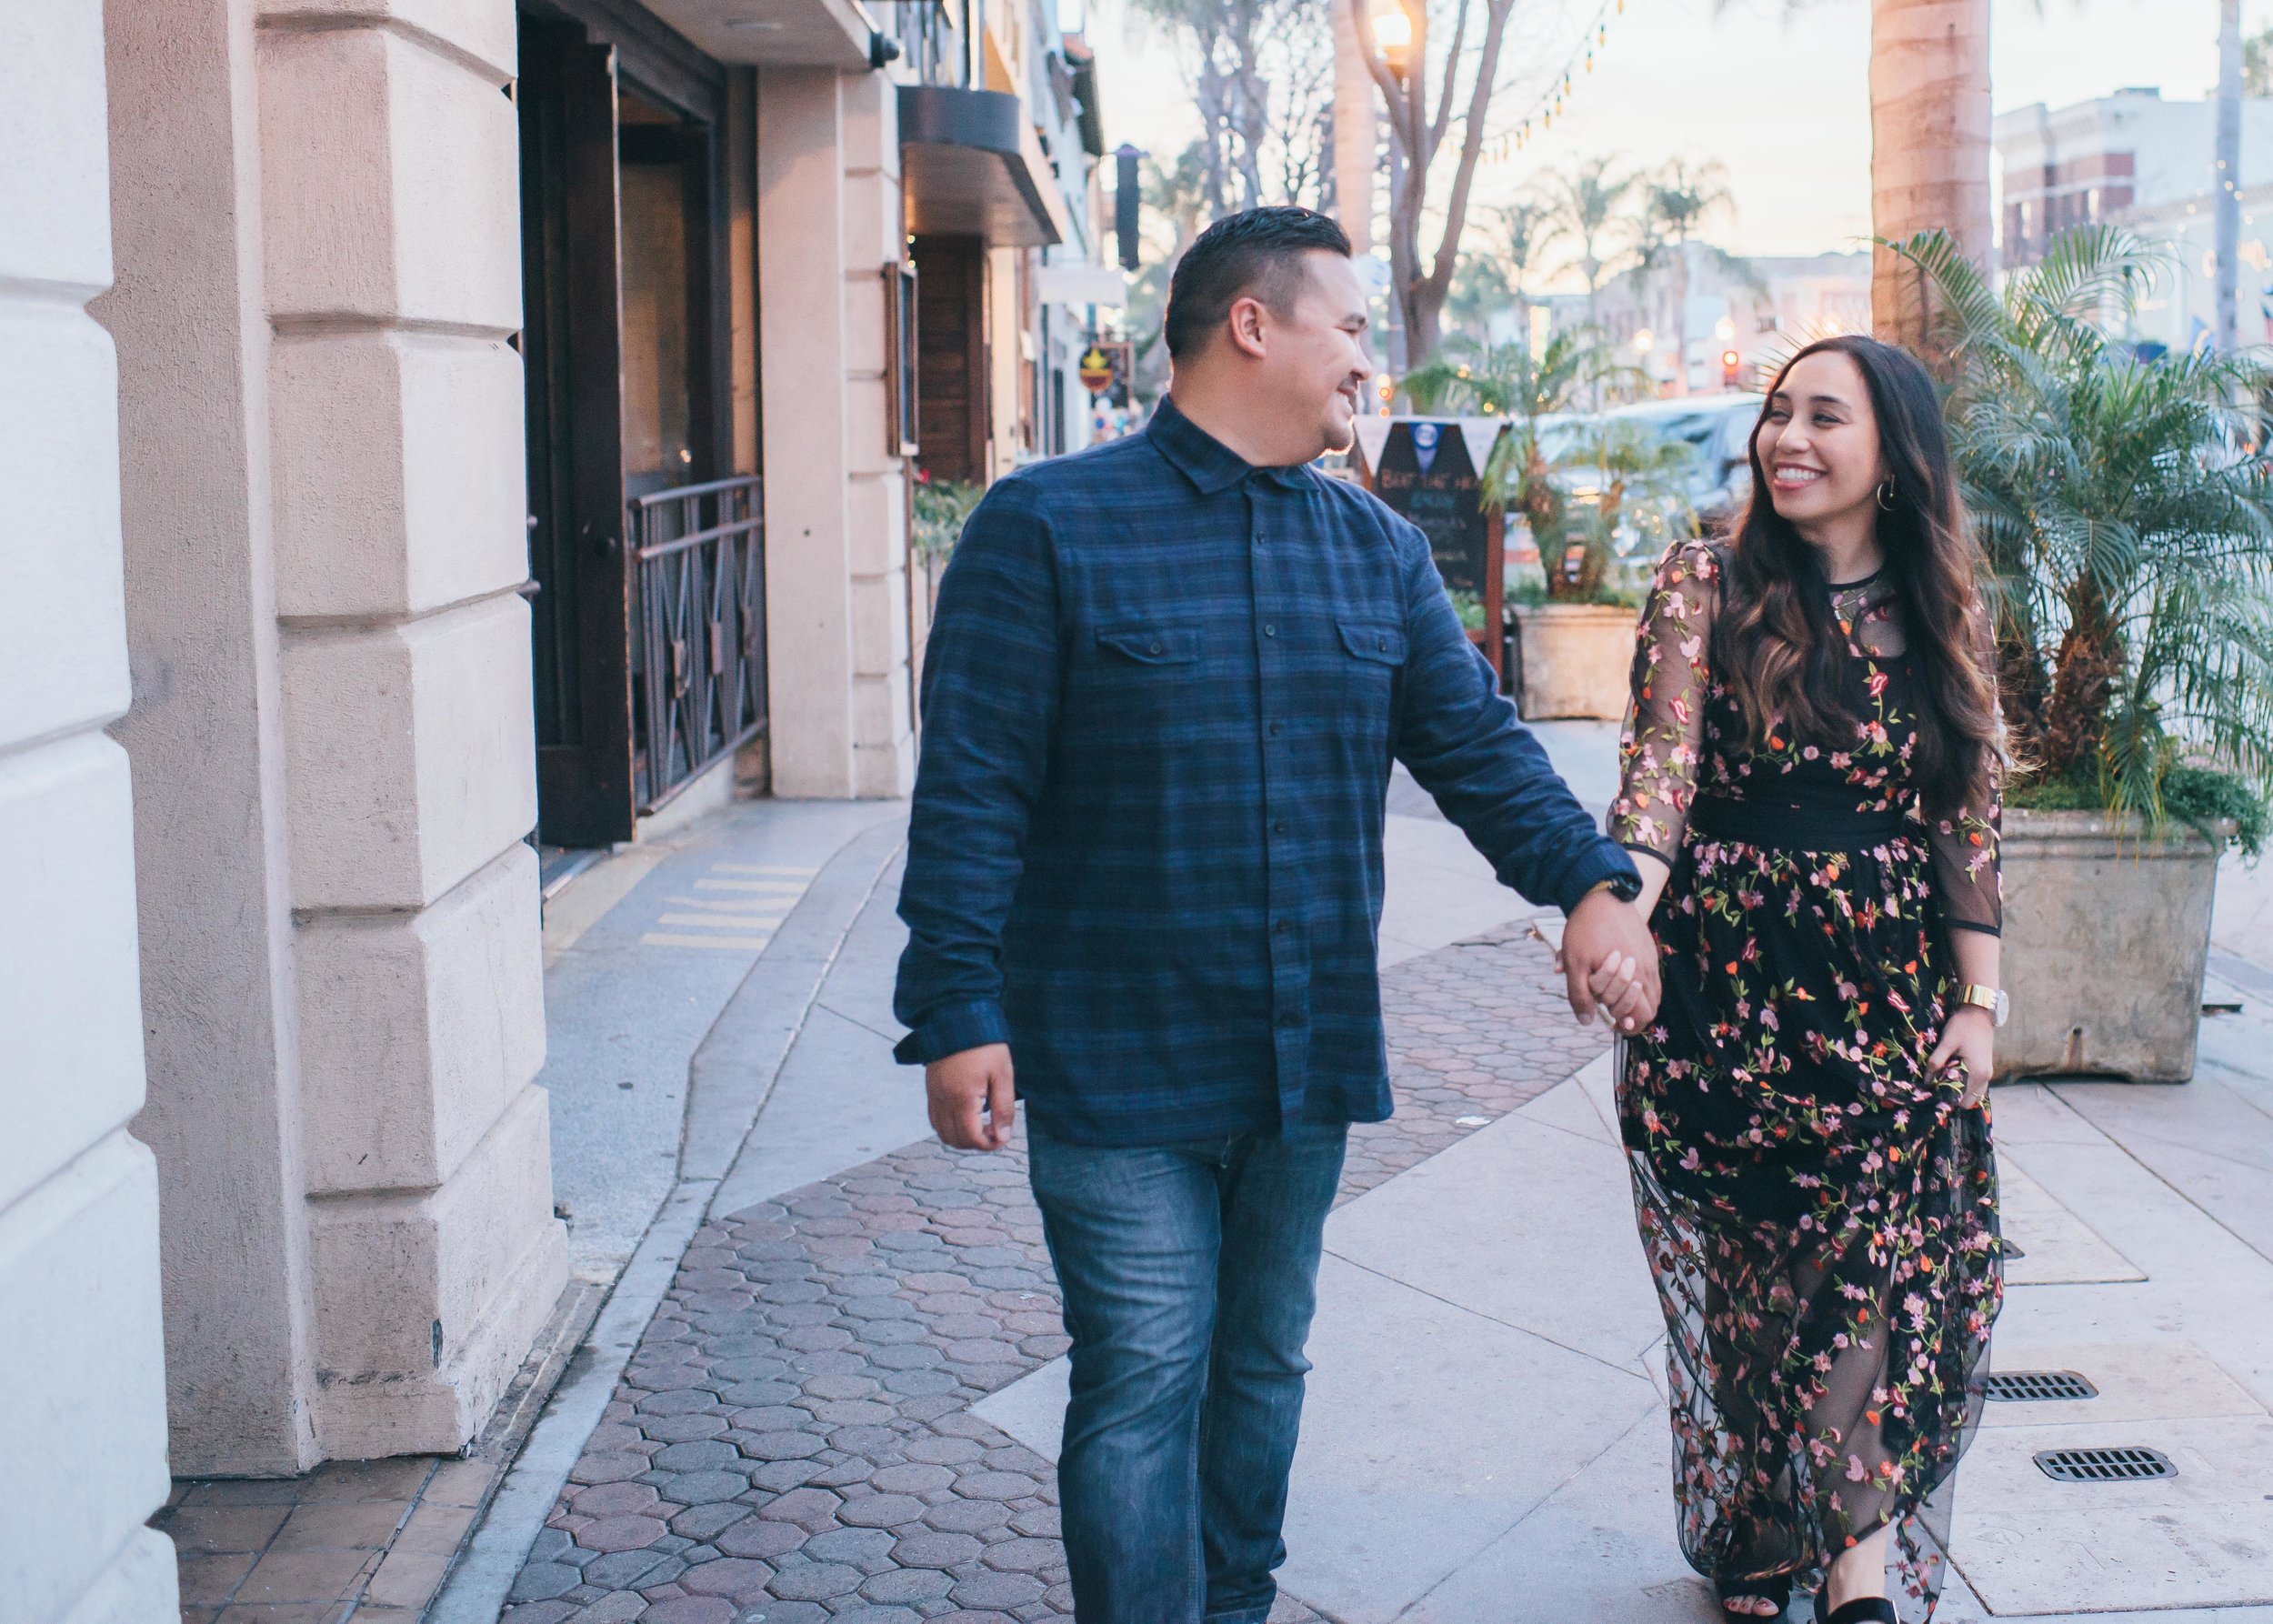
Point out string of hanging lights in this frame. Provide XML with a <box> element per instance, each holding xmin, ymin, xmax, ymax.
<box><xmin>1478</xmin><ymin>0</ymin><xmax>1621</xmax><ymax>166</ymax></box>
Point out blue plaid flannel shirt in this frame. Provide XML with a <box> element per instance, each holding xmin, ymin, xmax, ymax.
<box><xmin>892</xmin><ymin>395</ymin><xmax>1638</xmax><ymax>1146</ymax></box>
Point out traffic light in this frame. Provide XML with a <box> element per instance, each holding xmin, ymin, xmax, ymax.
<box><xmin>1721</xmin><ymin>349</ymin><xmax>1743</xmax><ymax>390</ymax></box>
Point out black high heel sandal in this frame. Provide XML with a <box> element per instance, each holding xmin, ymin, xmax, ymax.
<box><xmin>1717</xmin><ymin>1575</ymin><xmax>1793</xmax><ymax>1619</ymax></box>
<box><xmin>1812</xmin><ymin>1590</ymin><xmax>1898</xmax><ymax>1624</ymax></box>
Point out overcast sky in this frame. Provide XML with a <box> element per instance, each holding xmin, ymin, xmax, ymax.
<box><xmin>1085</xmin><ymin>0</ymin><xmax>2273</xmax><ymax>274</ymax></box>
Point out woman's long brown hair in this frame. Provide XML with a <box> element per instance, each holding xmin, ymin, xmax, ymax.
<box><xmin>1714</xmin><ymin>335</ymin><xmax>2001</xmax><ymax>817</ymax></box>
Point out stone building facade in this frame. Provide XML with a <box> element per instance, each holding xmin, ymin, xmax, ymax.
<box><xmin>3</xmin><ymin>0</ymin><xmax>1106</xmax><ymax>1617</ymax></box>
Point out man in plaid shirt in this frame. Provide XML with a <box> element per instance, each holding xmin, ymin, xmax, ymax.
<box><xmin>895</xmin><ymin>207</ymin><xmax>1657</xmax><ymax>1622</ymax></box>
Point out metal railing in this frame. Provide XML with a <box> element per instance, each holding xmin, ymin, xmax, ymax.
<box><xmin>893</xmin><ymin>0</ymin><xmax>964</xmax><ymax>87</ymax></box>
<box><xmin>627</xmin><ymin>475</ymin><xmax>766</xmax><ymax>811</ymax></box>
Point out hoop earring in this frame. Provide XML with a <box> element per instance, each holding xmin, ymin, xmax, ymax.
<box><xmin>1877</xmin><ymin>478</ymin><xmax>1898</xmax><ymax>512</ymax></box>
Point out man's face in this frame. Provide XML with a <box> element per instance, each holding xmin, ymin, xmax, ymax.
<box><xmin>1258</xmin><ymin>251</ymin><xmax>1375</xmax><ymax>458</ymax></box>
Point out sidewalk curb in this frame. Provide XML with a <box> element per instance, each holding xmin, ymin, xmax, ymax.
<box><xmin>681</xmin><ymin>817</ymin><xmax>906</xmax><ymax>1188</ymax></box>
<box><xmin>427</xmin><ymin>814</ymin><xmax>906</xmax><ymax>1623</ymax></box>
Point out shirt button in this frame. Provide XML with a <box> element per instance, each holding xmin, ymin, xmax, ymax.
<box><xmin>1149</xmin><ymin>639</ymin><xmax>1163</xmax><ymax>655</ymax></box>
<box><xmin>1377</xmin><ymin>636</ymin><xmax>1389</xmax><ymax>651</ymax></box>
<box><xmin>1267</xmin><ymin>721</ymin><xmax>1282</xmax><ymax>737</ymax></box>
<box><xmin>1274</xmin><ymin>918</ymin><xmax>1290</xmax><ymax>934</ymax></box>
<box><xmin>1264</xmin><ymin>623</ymin><xmax>1277</xmax><ymax>637</ymax></box>
<box><xmin>1273</xmin><ymin>818</ymin><xmax>1288</xmax><ymax>835</ymax></box>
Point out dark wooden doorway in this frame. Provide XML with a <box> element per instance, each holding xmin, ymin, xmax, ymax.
<box><xmin>519</xmin><ymin>15</ymin><xmax>633</xmax><ymax>848</ymax></box>
<box><xmin>912</xmin><ymin>235</ymin><xmax>987</xmax><ymax>484</ymax></box>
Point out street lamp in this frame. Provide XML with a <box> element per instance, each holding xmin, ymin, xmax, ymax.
<box><xmin>1371</xmin><ymin>2</ymin><xmax>1412</xmax><ymax>61</ymax></box>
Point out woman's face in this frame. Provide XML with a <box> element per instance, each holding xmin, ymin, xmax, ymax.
<box><xmin>1754</xmin><ymin>350</ymin><xmax>1888</xmax><ymax>534</ymax></box>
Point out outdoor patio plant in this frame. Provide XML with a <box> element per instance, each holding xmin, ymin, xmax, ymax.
<box><xmin>1891</xmin><ymin>222</ymin><xmax>2273</xmax><ymax>1078</ymax></box>
<box><xmin>1404</xmin><ymin>328</ymin><xmax>1697</xmax><ymax>718</ymax></box>
<box><xmin>1891</xmin><ymin>223</ymin><xmax>2273</xmax><ymax>851</ymax></box>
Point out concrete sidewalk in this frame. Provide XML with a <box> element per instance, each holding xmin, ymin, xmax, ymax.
<box><xmin>455</xmin><ymin>723</ymin><xmax>2273</xmax><ymax>1624</ymax></box>
<box><xmin>979</xmin><ymin>728</ymin><xmax>2273</xmax><ymax>1622</ymax></box>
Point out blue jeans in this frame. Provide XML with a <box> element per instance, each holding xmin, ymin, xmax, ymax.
<box><xmin>1026</xmin><ymin>1119</ymin><xmax>1348</xmax><ymax>1624</ymax></box>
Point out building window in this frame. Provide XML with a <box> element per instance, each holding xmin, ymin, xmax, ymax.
<box><xmin>885</xmin><ymin>261</ymin><xmax>920</xmax><ymax>458</ymax></box>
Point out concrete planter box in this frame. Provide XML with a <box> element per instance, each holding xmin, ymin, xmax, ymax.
<box><xmin>1998</xmin><ymin>808</ymin><xmax>2227</xmax><ymax>1082</ymax></box>
<box><xmin>1513</xmin><ymin>603</ymin><xmax>1636</xmax><ymax>721</ymax></box>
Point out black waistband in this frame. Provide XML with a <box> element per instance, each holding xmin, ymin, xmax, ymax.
<box><xmin>1687</xmin><ymin>797</ymin><xmax>1914</xmax><ymax>851</ymax></box>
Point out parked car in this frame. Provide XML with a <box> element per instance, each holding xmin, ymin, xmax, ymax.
<box><xmin>1601</xmin><ymin>393</ymin><xmax>1764</xmax><ymax>536</ymax></box>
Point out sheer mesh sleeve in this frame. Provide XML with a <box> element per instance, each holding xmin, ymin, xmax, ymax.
<box><xmin>1608</xmin><ymin>540</ymin><xmax>1720</xmax><ymax>867</ymax></box>
<box><xmin>1928</xmin><ymin>611</ymin><xmax>2004</xmax><ymax>936</ymax></box>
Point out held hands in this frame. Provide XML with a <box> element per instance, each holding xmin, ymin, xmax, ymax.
<box><xmin>1929</xmin><ymin>1007</ymin><xmax>1995</xmax><ymax>1109</ymax></box>
<box><xmin>926</xmin><ymin>1042</ymin><xmax>1016</xmax><ymax>1151</ymax></box>
<box><xmin>1557</xmin><ymin>889</ymin><xmax>1662</xmax><ymax>1035</ymax></box>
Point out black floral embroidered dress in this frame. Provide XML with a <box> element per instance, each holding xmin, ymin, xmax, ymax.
<box><xmin>1607</xmin><ymin>539</ymin><xmax>2004</xmax><ymax>1613</ymax></box>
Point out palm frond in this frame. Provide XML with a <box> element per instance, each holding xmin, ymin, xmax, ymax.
<box><xmin>1928</xmin><ymin>221</ymin><xmax>2273</xmax><ymax>824</ymax></box>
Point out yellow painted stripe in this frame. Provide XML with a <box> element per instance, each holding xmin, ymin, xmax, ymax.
<box><xmin>658</xmin><ymin>912</ymin><xmax>782</xmax><ymax>929</ymax></box>
<box><xmin>713</xmin><ymin>864</ymin><xmax>818</xmax><ymax>876</ymax></box>
<box><xmin>666</xmin><ymin>895</ymin><xmax>769</xmax><ymax>911</ymax></box>
<box><xmin>642</xmin><ymin>932</ymin><xmax>772</xmax><ymax>950</ymax></box>
<box><xmin>694</xmin><ymin>877</ymin><xmax>807</xmax><ymax>893</ymax></box>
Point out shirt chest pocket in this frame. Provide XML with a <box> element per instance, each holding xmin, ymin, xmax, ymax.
<box><xmin>1338</xmin><ymin>619</ymin><xmax>1407</xmax><ymax>736</ymax></box>
<box><xmin>1088</xmin><ymin>624</ymin><xmax>1204</xmax><ymax>735</ymax></box>
<box><xmin>1096</xmin><ymin>625</ymin><xmax>1202</xmax><ymax>666</ymax></box>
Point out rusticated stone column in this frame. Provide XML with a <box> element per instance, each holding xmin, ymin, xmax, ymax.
<box><xmin>0</xmin><ymin>1</ymin><xmax>178</xmax><ymax>1616</ymax></box>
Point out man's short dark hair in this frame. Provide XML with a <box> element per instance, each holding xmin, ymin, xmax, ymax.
<box><xmin>1163</xmin><ymin>206</ymin><xmax>1354</xmax><ymax>360</ymax></box>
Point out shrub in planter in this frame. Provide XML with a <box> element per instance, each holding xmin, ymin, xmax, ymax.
<box><xmin>1406</xmin><ymin>327</ymin><xmax>1649</xmax><ymax>603</ymax></box>
<box><xmin>1893</xmin><ymin>224</ymin><xmax>2273</xmax><ymax>1077</ymax></box>
<box><xmin>912</xmin><ymin>471</ymin><xmax>984</xmax><ymax>566</ymax></box>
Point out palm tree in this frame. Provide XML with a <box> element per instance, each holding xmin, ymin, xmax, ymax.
<box><xmin>1443</xmin><ymin>200</ymin><xmax>1560</xmax><ymax>344</ymax></box>
<box><xmin>1867</xmin><ymin>0</ymin><xmax>1992</xmax><ymax>344</ymax></box>
<box><xmin>1549</xmin><ymin>158</ymin><xmax>1637</xmax><ymax>328</ymax></box>
<box><xmin>2217</xmin><ymin>0</ymin><xmax>2244</xmax><ymax>349</ymax></box>
<box><xmin>1640</xmin><ymin>159</ymin><xmax>1739</xmax><ymax>395</ymax></box>
<box><xmin>1891</xmin><ymin>223</ymin><xmax>2273</xmax><ymax>826</ymax></box>
<box><xmin>1544</xmin><ymin>420</ymin><xmax>1699</xmax><ymax>598</ymax></box>
<box><xmin>1722</xmin><ymin>0</ymin><xmax>1992</xmax><ymax>346</ymax></box>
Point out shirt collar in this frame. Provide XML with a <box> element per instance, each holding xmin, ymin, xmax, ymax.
<box><xmin>1147</xmin><ymin>393</ymin><xmax>1313</xmax><ymax>495</ymax></box>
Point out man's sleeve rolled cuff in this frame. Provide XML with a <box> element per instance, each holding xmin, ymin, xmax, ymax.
<box><xmin>1546</xmin><ymin>840</ymin><xmax>1643</xmax><ymax>916</ymax></box>
<box><xmin>893</xmin><ymin>999</ymin><xmax>1014</xmax><ymax>1066</ymax></box>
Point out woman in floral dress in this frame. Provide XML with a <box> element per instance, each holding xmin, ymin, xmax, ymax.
<box><xmin>1607</xmin><ymin>337</ymin><xmax>2006</xmax><ymax>1624</ymax></box>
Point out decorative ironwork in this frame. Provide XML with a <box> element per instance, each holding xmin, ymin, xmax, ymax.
<box><xmin>627</xmin><ymin>476</ymin><xmax>766</xmax><ymax>811</ymax></box>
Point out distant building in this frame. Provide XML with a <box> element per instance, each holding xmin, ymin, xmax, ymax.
<box><xmin>1996</xmin><ymin>87</ymin><xmax>2273</xmax><ymax>350</ymax></box>
<box><xmin>1533</xmin><ymin>246</ymin><xmax>1872</xmax><ymax>396</ymax></box>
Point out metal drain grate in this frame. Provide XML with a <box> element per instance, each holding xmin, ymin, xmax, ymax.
<box><xmin>1986</xmin><ymin>1369</ymin><xmax>2098</xmax><ymax>1402</ymax></box>
<box><xmin>2035</xmin><ymin>1446</ymin><xmax>2175</xmax><ymax>1483</ymax></box>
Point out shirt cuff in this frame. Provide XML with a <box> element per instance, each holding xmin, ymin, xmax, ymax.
<box><xmin>1550</xmin><ymin>840</ymin><xmax>1643</xmax><ymax>916</ymax></box>
<box><xmin>893</xmin><ymin>998</ymin><xmax>1014</xmax><ymax>1065</ymax></box>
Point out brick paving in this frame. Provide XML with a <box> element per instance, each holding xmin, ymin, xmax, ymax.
<box><xmin>501</xmin><ymin>923</ymin><xmax>1610</xmax><ymax>1624</ymax></box>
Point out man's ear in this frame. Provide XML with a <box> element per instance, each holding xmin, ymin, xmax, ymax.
<box><xmin>1225</xmin><ymin>294</ymin><xmax>1269</xmax><ymax>361</ymax></box>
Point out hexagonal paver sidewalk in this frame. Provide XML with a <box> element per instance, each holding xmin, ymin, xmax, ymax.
<box><xmin>502</xmin><ymin>922</ymin><xmax>1607</xmax><ymax>1623</ymax></box>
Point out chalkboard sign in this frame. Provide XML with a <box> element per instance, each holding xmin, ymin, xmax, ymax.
<box><xmin>1370</xmin><ymin>421</ymin><xmax>1489</xmax><ymax>593</ymax></box>
<box><xmin>1359</xmin><ymin>418</ymin><xmax>1507</xmax><ymax>679</ymax></box>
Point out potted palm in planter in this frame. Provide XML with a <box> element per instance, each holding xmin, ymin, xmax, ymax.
<box><xmin>1503</xmin><ymin>416</ymin><xmax>1697</xmax><ymax>717</ymax></box>
<box><xmin>1894</xmin><ymin>225</ymin><xmax>2273</xmax><ymax>1080</ymax></box>
<box><xmin>1407</xmin><ymin>330</ymin><xmax>1654</xmax><ymax>718</ymax></box>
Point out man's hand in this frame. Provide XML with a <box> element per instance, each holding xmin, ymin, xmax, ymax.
<box><xmin>1557</xmin><ymin>888</ymin><xmax>1661</xmax><ymax>1034</ymax></box>
<box><xmin>926</xmin><ymin>1043</ymin><xmax>1016</xmax><ymax>1151</ymax></box>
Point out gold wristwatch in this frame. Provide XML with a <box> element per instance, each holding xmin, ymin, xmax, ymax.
<box><xmin>1956</xmin><ymin>983</ymin><xmax>2009</xmax><ymax>1028</ymax></box>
